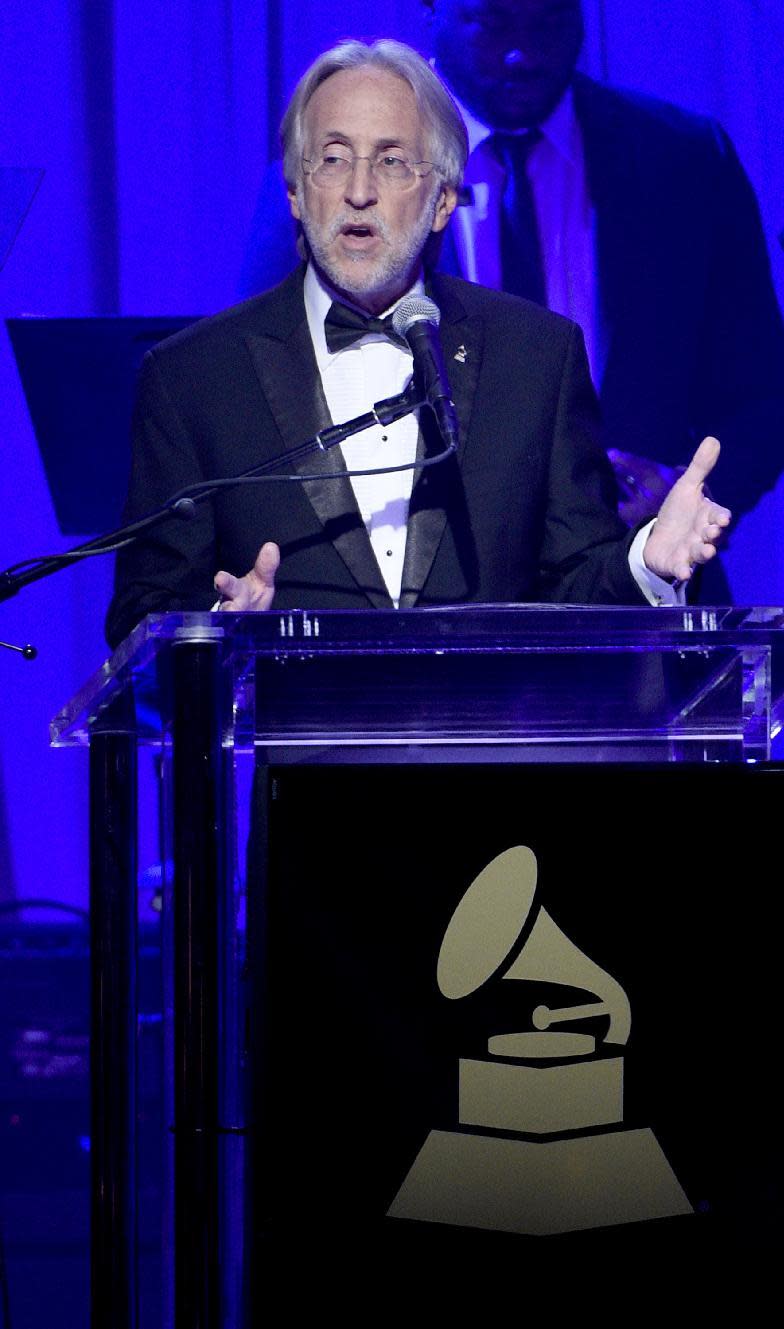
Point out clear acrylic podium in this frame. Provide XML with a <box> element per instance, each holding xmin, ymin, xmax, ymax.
<box><xmin>51</xmin><ymin>605</ymin><xmax>784</xmax><ymax>1326</ymax></box>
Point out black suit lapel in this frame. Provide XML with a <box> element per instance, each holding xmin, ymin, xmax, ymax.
<box><xmin>399</xmin><ymin>276</ymin><xmax>483</xmax><ymax>607</ymax></box>
<box><xmin>244</xmin><ymin>272</ymin><xmax>392</xmax><ymax>607</ymax></box>
<box><xmin>242</xmin><ymin>268</ymin><xmax>483</xmax><ymax>609</ymax></box>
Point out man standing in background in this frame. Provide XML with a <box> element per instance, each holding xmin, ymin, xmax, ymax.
<box><xmin>422</xmin><ymin>0</ymin><xmax>784</xmax><ymax>552</ymax></box>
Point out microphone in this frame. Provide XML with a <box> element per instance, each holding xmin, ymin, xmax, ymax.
<box><xmin>392</xmin><ymin>296</ymin><xmax>460</xmax><ymax>452</ymax></box>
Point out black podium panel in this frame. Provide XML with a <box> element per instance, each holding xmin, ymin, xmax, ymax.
<box><xmin>252</xmin><ymin>762</ymin><xmax>782</xmax><ymax>1284</ymax></box>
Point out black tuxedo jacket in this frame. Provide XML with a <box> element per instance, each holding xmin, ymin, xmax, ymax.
<box><xmin>106</xmin><ymin>267</ymin><xmax>642</xmax><ymax>649</ymax></box>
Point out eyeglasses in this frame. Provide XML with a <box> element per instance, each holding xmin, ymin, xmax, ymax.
<box><xmin>302</xmin><ymin>151</ymin><xmax>438</xmax><ymax>190</ymax></box>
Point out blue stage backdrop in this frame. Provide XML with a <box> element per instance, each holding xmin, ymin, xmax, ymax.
<box><xmin>1</xmin><ymin>0</ymin><xmax>783</xmax><ymax>910</ymax></box>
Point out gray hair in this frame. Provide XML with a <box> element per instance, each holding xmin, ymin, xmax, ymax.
<box><xmin>280</xmin><ymin>38</ymin><xmax>467</xmax><ymax>191</ymax></box>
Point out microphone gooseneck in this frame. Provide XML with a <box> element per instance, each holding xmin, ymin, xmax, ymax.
<box><xmin>392</xmin><ymin>297</ymin><xmax>460</xmax><ymax>452</ymax></box>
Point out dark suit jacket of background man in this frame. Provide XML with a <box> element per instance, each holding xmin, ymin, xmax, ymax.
<box><xmin>106</xmin><ymin>266</ymin><xmax>643</xmax><ymax>648</ymax></box>
<box><xmin>238</xmin><ymin>74</ymin><xmax>784</xmax><ymax>527</ymax></box>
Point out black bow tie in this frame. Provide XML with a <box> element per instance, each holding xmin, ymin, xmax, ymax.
<box><xmin>324</xmin><ymin>301</ymin><xmax>409</xmax><ymax>353</ymax></box>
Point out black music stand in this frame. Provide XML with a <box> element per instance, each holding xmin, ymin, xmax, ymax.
<box><xmin>6</xmin><ymin>316</ymin><xmax>199</xmax><ymax>533</ymax></box>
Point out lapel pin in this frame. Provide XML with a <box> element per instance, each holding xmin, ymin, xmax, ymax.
<box><xmin>454</xmin><ymin>345</ymin><xmax>467</xmax><ymax>363</ymax></box>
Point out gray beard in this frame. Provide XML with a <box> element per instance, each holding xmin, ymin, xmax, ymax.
<box><xmin>296</xmin><ymin>185</ymin><xmax>439</xmax><ymax>307</ymax></box>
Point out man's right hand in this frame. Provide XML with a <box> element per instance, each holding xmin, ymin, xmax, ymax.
<box><xmin>214</xmin><ymin>542</ymin><xmax>280</xmax><ymax>612</ymax></box>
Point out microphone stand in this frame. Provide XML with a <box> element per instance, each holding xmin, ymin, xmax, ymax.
<box><xmin>0</xmin><ymin>381</ymin><xmax>433</xmax><ymax>610</ymax></box>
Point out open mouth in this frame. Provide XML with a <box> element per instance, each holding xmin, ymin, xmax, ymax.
<box><xmin>340</xmin><ymin>222</ymin><xmax>378</xmax><ymax>240</ymax></box>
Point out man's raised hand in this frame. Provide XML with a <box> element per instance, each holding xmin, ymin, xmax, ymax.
<box><xmin>643</xmin><ymin>437</ymin><xmax>731</xmax><ymax>584</ymax></box>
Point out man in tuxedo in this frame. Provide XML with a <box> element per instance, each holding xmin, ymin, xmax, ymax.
<box><xmin>106</xmin><ymin>38</ymin><xmax>728</xmax><ymax>648</ymax></box>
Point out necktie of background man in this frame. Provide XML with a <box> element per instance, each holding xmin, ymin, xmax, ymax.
<box><xmin>486</xmin><ymin>130</ymin><xmax>545</xmax><ymax>305</ymax></box>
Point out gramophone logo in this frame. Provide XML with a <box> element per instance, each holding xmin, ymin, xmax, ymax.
<box><xmin>388</xmin><ymin>846</ymin><xmax>693</xmax><ymax>1236</ymax></box>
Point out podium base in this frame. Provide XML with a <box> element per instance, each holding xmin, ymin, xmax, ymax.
<box><xmin>388</xmin><ymin>1126</ymin><xmax>693</xmax><ymax>1236</ymax></box>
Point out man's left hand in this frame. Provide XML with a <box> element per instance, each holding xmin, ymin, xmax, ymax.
<box><xmin>643</xmin><ymin>436</ymin><xmax>732</xmax><ymax>584</ymax></box>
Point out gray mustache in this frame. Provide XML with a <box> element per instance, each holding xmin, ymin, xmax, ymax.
<box><xmin>328</xmin><ymin>213</ymin><xmax>390</xmax><ymax>241</ymax></box>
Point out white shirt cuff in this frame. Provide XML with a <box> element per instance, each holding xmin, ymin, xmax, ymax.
<box><xmin>629</xmin><ymin>520</ymin><xmax>686</xmax><ymax>606</ymax></box>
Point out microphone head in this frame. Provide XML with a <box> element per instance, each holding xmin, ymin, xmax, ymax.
<box><xmin>392</xmin><ymin>295</ymin><xmax>441</xmax><ymax>338</ymax></box>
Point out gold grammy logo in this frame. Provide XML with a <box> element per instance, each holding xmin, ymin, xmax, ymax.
<box><xmin>388</xmin><ymin>846</ymin><xmax>692</xmax><ymax>1236</ymax></box>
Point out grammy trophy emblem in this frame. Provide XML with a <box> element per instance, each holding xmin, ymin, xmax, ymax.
<box><xmin>388</xmin><ymin>846</ymin><xmax>693</xmax><ymax>1236</ymax></box>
